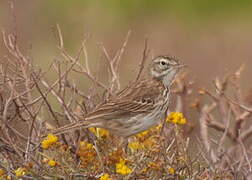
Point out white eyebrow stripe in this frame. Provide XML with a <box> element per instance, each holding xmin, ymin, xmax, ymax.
<box><xmin>153</xmin><ymin>56</ymin><xmax>180</xmax><ymax>65</ymax></box>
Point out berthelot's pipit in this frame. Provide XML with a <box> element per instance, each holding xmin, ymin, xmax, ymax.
<box><xmin>48</xmin><ymin>56</ymin><xmax>184</xmax><ymax>137</ymax></box>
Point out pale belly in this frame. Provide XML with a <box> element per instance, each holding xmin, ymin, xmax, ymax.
<box><xmin>106</xmin><ymin>106</ymin><xmax>167</xmax><ymax>137</ymax></box>
<box><xmin>103</xmin><ymin>92</ymin><xmax>170</xmax><ymax>137</ymax></box>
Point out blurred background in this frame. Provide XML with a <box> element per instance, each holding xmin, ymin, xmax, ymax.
<box><xmin>1</xmin><ymin>0</ymin><xmax>252</xmax><ymax>95</ymax></box>
<box><xmin>1</xmin><ymin>1</ymin><xmax>252</xmax><ymax>176</ymax></box>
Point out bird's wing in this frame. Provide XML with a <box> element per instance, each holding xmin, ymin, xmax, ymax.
<box><xmin>45</xmin><ymin>79</ymin><xmax>165</xmax><ymax>136</ymax></box>
<box><xmin>85</xmin><ymin>79</ymin><xmax>164</xmax><ymax>121</ymax></box>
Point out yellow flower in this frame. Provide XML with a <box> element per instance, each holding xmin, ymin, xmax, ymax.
<box><xmin>48</xmin><ymin>160</ymin><xmax>57</xmax><ymax>167</ymax></box>
<box><xmin>154</xmin><ymin>124</ymin><xmax>162</xmax><ymax>131</ymax></box>
<box><xmin>41</xmin><ymin>133</ymin><xmax>58</xmax><ymax>149</ymax></box>
<box><xmin>89</xmin><ymin>127</ymin><xmax>109</xmax><ymax>138</ymax></box>
<box><xmin>79</xmin><ymin>141</ymin><xmax>93</xmax><ymax>149</ymax></box>
<box><xmin>135</xmin><ymin>124</ymin><xmax>162</xmax><ymax>139</ymax></box>
<box><xmin>148</xmin><ymin>161</ymin><xmax>160</xmax><ymax>170</ymax></box>
<box><xmin>0</xmin><ymin>169</ymin><xmax>5</xmax><ymax>176</ymax></box>
<box><xmin>166</xmin><ymin>112</ymin><xmax>187</xmax><ymax>125</ymax></box>
<box><xmin>15</xmin><ymin>167</ymin><xmax>26</xmax><ymax>177</ymax></box>
<box><xmin>168</xmin><ymin>167</ymin><xmax>175</xmax><ymax>175</ymax></box>
<box><xmin>135</xmin><ymin>129</ymin><xmax>150</xmax><ymax>138</ymax></box>
<box><xmin>99</xmin><ymin>173</ymin><xmax>111</xmax><ymax>180</ymax></box>
<box><xmin>143</xmin><ymin>137</ymin><xmax>158</xmax><ymax>149</ymax></box>
<box><xmin>77</xmin><ymin>141</ymin><xmax>96</xmax><ymax>167</ymax></box>
<box><xmin>116</xmin><ymin>158</ymin><xmax>132</xmax><ymax>175</ymax></box>
<box><xmin>128</xmin><ymin>141</ymin><xmax>144</xmax><ymax>151</ymax></box>
<box><xmin>141</xmin><ymin>167</ymin><xmax>148</xmax><ymax>173</ymax></box>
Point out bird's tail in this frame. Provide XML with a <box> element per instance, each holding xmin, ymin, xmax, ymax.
<box><xmin>43</xmin><ymin>120</ymin><xmax>98</xmax><ymax>138</ymax></box>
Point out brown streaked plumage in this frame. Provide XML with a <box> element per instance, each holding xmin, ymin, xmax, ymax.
<box><xmin>47</xmin><ymin>56</ymin><xmax>184</xmax><ymax>137</ymax></box>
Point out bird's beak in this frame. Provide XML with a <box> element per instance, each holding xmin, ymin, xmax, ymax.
<box><xmin>176</xmin><ymin>64</ymin><xmax>187</xmax><ymax>69</ymax></box>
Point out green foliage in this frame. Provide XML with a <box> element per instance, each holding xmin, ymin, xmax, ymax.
<box><xmin>42</xmin><ymin>0</ymin><xmax>252</xmax><ymax>20</ymax></box>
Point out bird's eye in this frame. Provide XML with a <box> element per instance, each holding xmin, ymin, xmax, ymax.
<box><xmin>160</xmin><ymin>61</ymin><xmax>166</xmax><ymax>66</ymax></box>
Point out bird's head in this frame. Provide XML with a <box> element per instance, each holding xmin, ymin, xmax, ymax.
<box><xmin>150</xmin><ymin>55</ymin><xmax>185</xmax><ymax>87</ymax></box>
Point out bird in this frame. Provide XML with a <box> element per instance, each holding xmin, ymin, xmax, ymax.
<box><xmin>47</xmin><ymin>55</ymin><xmax>184</xmax><ymax>138</ymax></box>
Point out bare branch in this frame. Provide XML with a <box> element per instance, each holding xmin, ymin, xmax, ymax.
<box><xmin>56</xmin><ymin>24</ymin><xmax>64</xmax><ymax>49</ymax></box>
<box><xmin>135</xmin><ymin>38</ymin><xmax>149</xmax><ymax>82</ymax></box>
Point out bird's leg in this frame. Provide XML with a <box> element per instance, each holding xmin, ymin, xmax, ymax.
<box><xmin>87</xmin><ymin>131</ymin><xmax>105</xmax><ymax>172</ymax></box>
<box><xmin>120</xmin><ymin>137</ymin><xmax>129</xmax><ymax>154</ymax></box>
